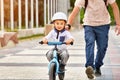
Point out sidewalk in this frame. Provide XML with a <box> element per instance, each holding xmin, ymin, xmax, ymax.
<box><xmin>0</xmin><ymin>27</ymin><xmax>120</xmax><ymax>80</ymax></box>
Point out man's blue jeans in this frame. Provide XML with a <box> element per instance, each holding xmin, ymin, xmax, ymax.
<box><xmin>84</xmin><ymin>24</ymin><xmax>110</xmax><ymax>69</ymax></box>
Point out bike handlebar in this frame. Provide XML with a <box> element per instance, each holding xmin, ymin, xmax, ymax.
<box><xmin>39</xmin><ymin>41</ymin><xmax>73</xmax><ymax>45</ymax></box>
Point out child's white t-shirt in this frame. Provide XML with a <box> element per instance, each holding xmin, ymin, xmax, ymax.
<box><xmin>45</xmin><ymin>29</ymin><xmax>74</xmax><ymax>50</ymax></box>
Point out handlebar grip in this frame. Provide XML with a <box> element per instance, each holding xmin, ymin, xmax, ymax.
<box><xmin>70</xmin><ymin>42</ymin><xmax>73</xmax><ymax>45</ymax></box>
<box><xmin>39</xmin><ymin>41</ymin><xmax>43</xmax><ymax>44</ymax></box>
<box><xmin>63</xmin><ymin>42</ymin><xmax>73</xmax><ymax>45</ymax></box>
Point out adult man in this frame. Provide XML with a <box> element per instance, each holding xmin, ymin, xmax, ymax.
<box><xmin>67</xmin><ymin>0</ymin><xmax>120</xmax><ymax>79</ymax></box>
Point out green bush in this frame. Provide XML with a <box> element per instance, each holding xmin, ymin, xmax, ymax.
<box><xmin>116</xmin><ymin>0</ymin><xmax>120</xmax><ymax>8</ymax></box>
<box><xmin>108</xmin><ymin>5</ymin><xmax>115</xmax><ymax>25</ymax></box>
<box><xmin>80</xmin><ymin>8</ymin><xmax>84</xmax><ymax>24</ymax></box>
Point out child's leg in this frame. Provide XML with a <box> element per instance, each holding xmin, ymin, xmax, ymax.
<box><xmin>58</xmin><ymin>50</ymin><xmax>69</xmax><ymax>80</ymax></box>
<box><xmin>46</xmin><ymin>49</ymin><xmax>54</xmax><ymax>61</ymax></box>
<box><xmin>59</xmin><ymin>50</ymin><xmax>69</xmax><ymax>65</ymax></box>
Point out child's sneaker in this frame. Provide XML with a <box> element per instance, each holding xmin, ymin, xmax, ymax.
<box><xmin>58</xmin><ymin>64</ymin><xmax>65</xmax><ymax>80</ymax></box>
<box><xmin>85</xmin><ymin>66</ymin><xmax>95</xmax><ymax>79</ymax></box>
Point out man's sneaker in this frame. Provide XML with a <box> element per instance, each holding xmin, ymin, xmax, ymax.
<box><xmin>95</xmin><ymin>67</ymin><xmax>101</xmax><ymax>76</ymax></box>
<box><xmin>85</xmin><ymin>66</ymin><xmax>94</xmax><ymax>79</ymax></box>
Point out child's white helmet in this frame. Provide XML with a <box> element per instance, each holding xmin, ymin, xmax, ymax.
<box><xmin>51</xmin><ymin>12</ymin><xmax>67</xmax><ymax>22</ymax></box>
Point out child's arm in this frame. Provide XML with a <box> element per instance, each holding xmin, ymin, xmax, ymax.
<box><xmin>65</xmin><ymin>38</ymin><xmax>74</xmax><ymax>45</ymax></box>
<box><xmin>65</xmin><ymin>31</ymin><xmax>74</xmax><ymax>45</ymax></box>
<box><xmin>110</xmin><ymin>2</ymin><xmax>120</xmax><ymax>35</ymax></box>
<box><xmin>41</xmin><ymin>30</ymin><xmax>53</xmax><ymax>44</ymax></box>
<box><xmin>42</xmin><ymin>38</ymin><xmax>48</xmax><ymax>44</ymax></box>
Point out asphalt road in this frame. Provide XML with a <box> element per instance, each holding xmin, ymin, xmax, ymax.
<box><xmin>0</xmin><ymin>27</ymin><xmax>120</xmax><ymax>80</ymax></box>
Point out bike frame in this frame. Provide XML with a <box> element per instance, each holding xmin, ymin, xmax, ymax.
<box><xmin>47</xmin><ymin>42</ymin><xmax>65</xmax><ymax>75</ymax></box>
<box><xmin>39</xmin><ymin>41</ymin><xmax>73</xmax><ymax>78</ymax></box>
<box><xmin>48</xmin><ymin>47</ymin><xmax>59</xmax><ymax>75</ymax></box>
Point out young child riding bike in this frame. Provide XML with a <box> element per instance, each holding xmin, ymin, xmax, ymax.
<box><xmin>41</xmin><ymin>12</ymin><xmax>74</xmax><ymax>80</ymax></box>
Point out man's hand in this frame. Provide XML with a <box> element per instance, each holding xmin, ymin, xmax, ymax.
<box><xmin>65</xmin><ymin>24</ymin><xmax>71</xmax><ymax>30</ymax></box>
<box><xmin>65</xmin><ymin>25</ymin><xmax>70</xmax><ymax>30</ymax></box>
<box><xmin>115</xmin><ymin>24</ymin><xmax>120</xmax><ymax>35</ymax></box>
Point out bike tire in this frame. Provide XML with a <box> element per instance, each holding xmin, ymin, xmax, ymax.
<box><xmin>49</xmin><ymin>63</ymin><xmax>56</xmax><ymax>80</ymax></box>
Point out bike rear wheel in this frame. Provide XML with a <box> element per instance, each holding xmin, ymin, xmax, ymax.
<box><xmin>49</xmin><ymin>63</ymin><xmax>56</xmax><ymax>80</ymax></box>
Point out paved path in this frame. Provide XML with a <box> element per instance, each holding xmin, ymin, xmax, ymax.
<box><xmin>0</xmin><ymin>27</ymin><xmax>120</xmax><ymax>80</ymax></box>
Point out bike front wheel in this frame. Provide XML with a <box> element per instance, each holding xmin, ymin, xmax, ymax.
<box><xmin>49</xmin><ymin>63</ymin><xmax>56</xmax><ymax>80</ymax></box>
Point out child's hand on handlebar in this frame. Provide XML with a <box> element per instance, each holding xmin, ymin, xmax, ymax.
<box><xmin>39</xmin><ymin>38</ymin><xmax>48</xmax><ymax>44</ymax></box>
<box><xmin>65</xmin><ymin>39</ymin><xmax>74</xmax><ymax>45</ymax></box>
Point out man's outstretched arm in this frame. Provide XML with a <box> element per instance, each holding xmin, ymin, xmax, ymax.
<box><xmin>111</xmin><ymin>2</ymin><xmax>120</xmax><ymax>35</ymax></box>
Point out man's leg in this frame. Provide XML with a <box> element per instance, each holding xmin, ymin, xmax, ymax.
<box><xmin>84</xmin><ymin>26</ymin><xmax>95</xmax><ymax>68</ymax></box>
<box><xmin>46</xmin><ymin>49</ymin><xmax>54</xmax><ymax>61</ymax></box>
<box><xmin>84</xmin><ymin>25</ymin><xmax>96</xmax><ymax>79</ymax></box>
<box><xmin>94</xmin><ymin>24</ymin><xmax>110</xmax><ymax>75</ymax></box>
